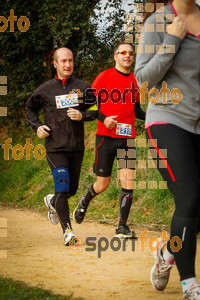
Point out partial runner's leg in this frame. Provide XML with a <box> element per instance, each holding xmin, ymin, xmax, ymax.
<box><xmin>146</xmin><ymin>124</ymin><xmax>200</xmax><ymax>291</ymax></box>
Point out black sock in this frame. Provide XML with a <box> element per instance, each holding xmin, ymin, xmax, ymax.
<box><xmin>82</xmin><ymin>184</ymin><xmax>98</xmax><ymax>208</ymax></box>
<box><xmin>119</xmin><ymin>188</ymin><xmax>133</xmax><ymax>227</ymax></box>
<box><xmin>54</xmin><ymin>192</ymin><xmax>71</xmax><ymax>233</ymax></box>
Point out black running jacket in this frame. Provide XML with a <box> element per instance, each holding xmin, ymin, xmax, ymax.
<box><xmin>25</xmin><ymin>76</ymin><xmax>101</xmax><ymax>152</ymax></box>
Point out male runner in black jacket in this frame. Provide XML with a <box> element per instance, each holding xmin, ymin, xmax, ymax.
<box><xmin>25</xmin><ymin>47</ymin><xmax>100</xmax><ymax>246</ymax></box>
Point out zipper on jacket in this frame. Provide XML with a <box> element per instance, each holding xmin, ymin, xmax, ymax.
<box><xmin>63</xmin><ymin>84</ymin><xmax>73</xmax><ymax>151</ymax></box>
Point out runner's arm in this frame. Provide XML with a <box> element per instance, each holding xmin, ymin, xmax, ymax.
<box><xmin>135</xmin><ymin>102</ymin><xmax>146</xmax><ymax>120</ymax></box>
<box><xmin>81</xmin><ymin>105</ymin><xmax>107</xmax><ymax>122</ymax></box>
<box><xmin>25</xmin><ymin>90</ymin><xmax>44</xmax><ymax>132</ymax></box>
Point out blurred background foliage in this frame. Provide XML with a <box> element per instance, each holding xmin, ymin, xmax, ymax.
<box><xmin>0</xmin><ymin>0</ymin><xmax>129</xmax><ymax>129</ymax></box>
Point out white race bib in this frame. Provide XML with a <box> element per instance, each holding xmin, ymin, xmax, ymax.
<box><xmin>116</xmin><ymin>123</ymin><xmax>132</xmax><ymax>137</ymax></box>
<box><xmin>55</xmin><ymin>93</ymin><xmax>79</xmax><ymax>109</ymax></box>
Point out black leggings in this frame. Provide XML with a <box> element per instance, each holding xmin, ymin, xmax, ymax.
<box><xmin>46</xmin><ymin>151</ymin><xmax>84</xmax><ymax>232</ymax></box>
<box><xmin>146</xmin><ymin>124</ymin><xmax>200</xmax><ymax>281</ymax></box>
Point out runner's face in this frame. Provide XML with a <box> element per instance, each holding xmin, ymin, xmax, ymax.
<box><xmin>54</xmin><ymin>49</ymin><xmax>74</xmax><ymax>79</ymax></box>
<box><xmin>114</xmin><ymin>44</ymin><xmax>134</xmax><ymax>72</ymax></box>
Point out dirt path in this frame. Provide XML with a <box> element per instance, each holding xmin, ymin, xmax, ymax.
<box><xmin>1</xmin><ymin>206</ymin><xmax>200</xmax><ymax>300</ymax></box>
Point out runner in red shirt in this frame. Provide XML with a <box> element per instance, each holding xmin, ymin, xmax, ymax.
<box><xmin>73</xmin><ymin>42</ymin><xmax>145</xmax><ymax>238</ymax></box>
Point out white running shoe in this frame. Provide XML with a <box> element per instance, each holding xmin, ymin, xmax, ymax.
<box><xmin>183</xmin><ymin>283</ymin><xmax>200</xmax><ymax>299</ymax></box>
<box><xmin>63</xmin><ymin>225</ymin><xmax>78</xmax><ymax>246</ymax></box>
<box><xmin>150</xmin><ymin>241</ymin><xmax>175</xmax><ymax>291</ymax></box>
<box><xmin>44</xmin><ymin>194</ymin><xmax>59</xmax><ymax>225</ymax></box>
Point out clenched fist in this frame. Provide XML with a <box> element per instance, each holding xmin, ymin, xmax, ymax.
<box><xmin>104</xmin><ymin>115</ymin><xmax>118</xmax><ymax>129</ymax></box>
<box><xmin>67</xmin><ymin>108</ymin><xmax>83</xmax><ymax>121</ymax></box>
<box><xmin>37</xmin><ymin>125</ymin><xmax>51</xmax><ymax>139</ymax></box>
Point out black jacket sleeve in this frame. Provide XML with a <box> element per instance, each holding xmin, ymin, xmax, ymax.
<box><xmin>98</xmin><ymin>112</ymin><xmax>106</xmax><ymax>123</ymax></box>
<box><xmin>81</xmin><ymin>110</ymin><xmax>107</xmax><ymax>122</ymax></box>
<box><xmin>25</xmin><ymin>89</ymin><xmax>44</xmax><ymax>133</ymax></box>
<box><xmin>81</xmin><ymin>110</ymin><xmax>98</xmax><ymax>121</ymax></box>
<box><xmin>135</xmin><ymin>102</ymin><xmax>146</xmax><ymax>120</ymax></box>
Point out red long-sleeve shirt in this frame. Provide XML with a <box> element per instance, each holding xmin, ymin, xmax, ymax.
<box><xmin>92</xmin><ymin>68</ymin><xmax>140</xmax><ymax>138</ymax></box>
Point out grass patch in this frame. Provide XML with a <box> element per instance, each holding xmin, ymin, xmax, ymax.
<box><xmin>0</xmin><ymin>276</ymin><xmax>83</xmax><ymax>300</ymax></box>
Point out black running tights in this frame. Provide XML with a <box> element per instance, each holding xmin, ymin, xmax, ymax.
<box><xmin>146</xmin><ymin>124</ymin><xmax>200</xmax><ymax>281</ymax></box>
<box><xmin>46</xmin><ymin>151</ymin><xmax>84</xmax><ymax>232</ymax></box>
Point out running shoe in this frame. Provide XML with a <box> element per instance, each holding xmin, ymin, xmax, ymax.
<box><xmin>64</xmin><ymin>225</ymin><xmax>78</xmax><ymax>246</ymax></box>
<box><xmin>150</xmin><ymin>243</ymin><xmax>174</xmax><ymax>291</ymax></box>
<box><xmin>183</xmin><ymin>283</ymin><xmax>200</xmax><ymax>299</ymax></box>
<box><xmin>73</xmin><ymin>196</ymin><xmax>87</xmax><ymax>224</ymax></box>
<box><xmin>44</xmin><ymin>194</ymin><xmax>59</xmax><ymax>225</ymax></box>
<box><xmin>115</xmin><ymin>224</ymin><xmax>136</xmax><ymax>239</ymax></box>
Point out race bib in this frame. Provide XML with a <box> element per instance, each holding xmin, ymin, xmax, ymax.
<box><xmin>116</xmin><ymin>123</ymin><xmax>132</xmax><ymax>137</ymax></box>
<box><xmin>55</xmin><ymin>93</ymin><xmax>79</xmax><ymax>109</ymax></box>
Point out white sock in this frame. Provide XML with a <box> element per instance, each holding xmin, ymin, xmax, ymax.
<box><xmin>162</xmin><ymin>247</ymin><xmax>175</xmax><ymax>263</ymax></box>
<box><xmin>182</xmin><ymin>277</ymin><xmax>197</xmax><ymax>293</ymax></box>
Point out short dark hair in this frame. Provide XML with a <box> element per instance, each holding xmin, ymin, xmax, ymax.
<box><xmin>114</xmin><ymin>42</ymin><xmax>133</xmax><ymax>54</ymax></box>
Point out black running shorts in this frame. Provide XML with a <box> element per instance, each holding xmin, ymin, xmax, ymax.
<box><xmin>94</xmin><ymin>135</ymin><xmax>136</xmax><ymax>177</ymax></box>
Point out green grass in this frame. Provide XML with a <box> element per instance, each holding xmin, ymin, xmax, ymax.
<box><xmin>0</xmin><ymin>277</ymin><xmax>83</xmax><ymax>300</ymax></box>
<box><xmin>0</xmin><ymin>120</ymin><xmax>174</xmax><ymax>228</ymax></box>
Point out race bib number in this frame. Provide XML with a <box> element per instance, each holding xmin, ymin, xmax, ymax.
<box><xmin>116</xmin><ymin>123</ymin><xmax>132</xmax><ymax>137</ymax></box>
<box><xmin>55</xmin><ymin>93</ymin><xmax>79</xmax><ymax>109</ymax></box>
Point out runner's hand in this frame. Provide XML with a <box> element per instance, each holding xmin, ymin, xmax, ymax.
<box><xmin>37</xmin><ymin>125</ymin><xmax>51</xmax><ymax>139</ymax></box>
<box><xmin>67</xmin><ymin>108</ymin><xmax>83</xmax><ymax>121</ymax></box>
<box><xmin>167</xmin><ymin>16</ymin><xmax>187</xmax><ymax>40</ymax></box>
<box><xmin>104</xmin><ymin>115</ymin><xmax>118</xmax><ymax>129</ymax></box>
